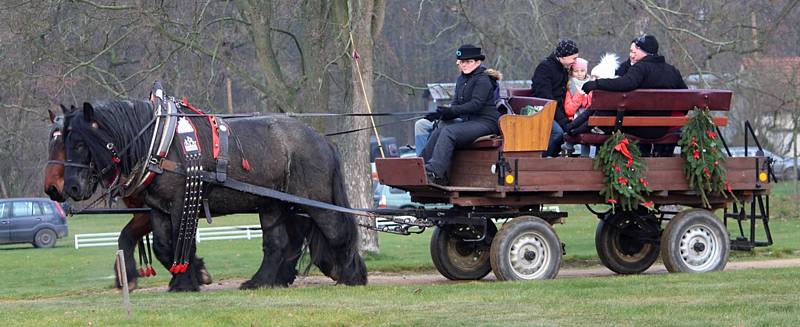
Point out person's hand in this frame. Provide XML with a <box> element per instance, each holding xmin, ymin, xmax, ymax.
<box><xmin>437</xmin><ymin>105</ymin><xmax>457</xmax><ymax>120</ymax></box>
<box><xmin>581</xmin><ymin>81</ymin><xmax>598</xmax><ymax>93</ymax></box>
<box><xmin>424</xmin><ymin>111</ymin><xmax>442</xmax><ymax>121</ymax></box>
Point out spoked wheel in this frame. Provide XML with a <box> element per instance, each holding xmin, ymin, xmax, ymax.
<box><xmin>661</xmin><ymin>209</ymin><xmax>730</xmax><ymax>273</ymax></box>
<box><xmin>490</xmin><ymin>216</ymin><xmax>561</xmax><ymax>281</ymax></box>
<box><xmin>430</xmin><ymin>221</ymin><xmax>497</xmax><ymax>280</ymax></box>
<box><xmin>595</xmin><ymin>214</ymin><xmax>661</xmax><ymax>274</ymax></box>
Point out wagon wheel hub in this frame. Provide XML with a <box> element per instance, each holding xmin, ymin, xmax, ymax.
<box><xmin>523</xmin><ymin>250</ymin><xmax>536</xmax><ymax>261</ymax></box>
<box><xmin>679</xmin><ymin>225</ymin><xmax>722</xmax><ymax>271</ymax></box>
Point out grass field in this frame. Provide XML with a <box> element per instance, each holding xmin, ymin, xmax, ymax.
<box><xmin>1</xmin><ymin>182</ymin><xmax>799</xmax><ymax>325</ymax></box>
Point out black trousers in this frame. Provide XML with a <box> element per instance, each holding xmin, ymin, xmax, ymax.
<box><xmin>421</xmin><ymin>119</ymin><xmax>498</xmax><ymax>177</ymax></box>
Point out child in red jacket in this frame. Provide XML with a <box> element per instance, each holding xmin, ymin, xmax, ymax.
<box><xmin>563</xmin><ymin>58</ymin><xmax>593</xmax><ymax>156</ymax></box>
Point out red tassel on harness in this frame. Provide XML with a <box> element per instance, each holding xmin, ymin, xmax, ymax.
<box><xmin>242</xmin><ymin>159</ymin><xmax>251</xmax><ymax>172</ymax></box>
<box><xmin>169</xmin><ymin>263</ymin><xmax>179</xmax><ymax>274</ymax></box>
<box><xmin>138</xmin><ymin>267</ymin><xmax>146</xmax><ymax>277</ymax></box>
<box><xmin>147</xmin><ymin>266</ymin><xmax>157</xmax><ymax>277</ymax></box>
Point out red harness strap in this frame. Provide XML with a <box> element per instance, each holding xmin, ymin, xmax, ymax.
<box><xmin>181</xmin><ymin>98</ymin><xmax>221</xmax><ymax>159</ymax></box>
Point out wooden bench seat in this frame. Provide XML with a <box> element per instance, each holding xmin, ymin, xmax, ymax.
<box><xmin>461</xmin><ymin>93</ymin><xmax>556</xmax><ymax>152</ymax></box>
<box><xmin>564</xmin><ymin>89</ymin><xmax>732</xmax><ymax>145</ymax></box>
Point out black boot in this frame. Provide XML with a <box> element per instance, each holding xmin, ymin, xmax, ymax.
<box><xmin>424</xmin><ymin>166</ymin><xmax>448</xmax><ymax>185</ymax></box>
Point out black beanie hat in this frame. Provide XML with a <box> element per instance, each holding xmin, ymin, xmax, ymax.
<box><xmin>633</xmin><ymin>34</ymin><xmax>659</xmax><ymax>55</ymax></box>
<box><xmin>456</xmin><ymin>44</ymin><xmax>485</xmax><ymax>61</ymax></box>
<box><xmin>553</xmin><ymin>39</ymin><xmax>579</xmax><ymax>58</ymax></box>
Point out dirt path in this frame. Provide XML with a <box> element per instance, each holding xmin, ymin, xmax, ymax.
<box><xmin>139</xmin><ymin>258</ymin><xmax>800</xmax><ymax>292</ymax></box>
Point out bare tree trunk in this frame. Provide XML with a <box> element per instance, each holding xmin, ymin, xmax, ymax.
<box><xmin>331</xmin><ymin>0</ymin><xmax>385</xmax><ymax>253</ymax></box>
<box><xmin>0</xmin><ymin>174</ymin><xmax>8</xmax><ymax>198</ymax></box>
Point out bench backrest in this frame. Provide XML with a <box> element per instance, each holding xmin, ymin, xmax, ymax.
<box><xmin>507</xmin><ymin>96</ymin><xmax>551</xmax><ymax>115</ymax></box>
<box><xmin>507</xmin><ymin>88</ymin><xmax>534</xmax><ymax>97</ymax></box>
<box><xmin>590</xmin><ymin>89</ymin><xmax>732</xmax><ymax>111</ymax></box>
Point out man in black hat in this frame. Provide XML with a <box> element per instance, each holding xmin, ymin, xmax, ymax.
<box><xmin>421</xmin><ymin>44</ymin><xmax>502</xmax><ymax>185</ymax></box>
<box><xmin>531</xmin><ymin>38</ymin><xmax>580</xmax><ymax>157</ymax></box>
<box><xmin>581</xmin><ymin>34</ymin><xmax>687</xmax><ymax>156</ymax></box>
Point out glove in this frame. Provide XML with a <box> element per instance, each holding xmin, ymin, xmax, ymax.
<box><xmin>581</xmin><ymin>80</ymin><xmax>598</xmax><ymax>93</ymax></box>
<box><xmin>424</xmin><ymin>111</ymin><xmax>442</xmax><ymax>122</ymax></box>
<box><xmin>437</xmin><ymin>105</ymin><xmax>457</xmax><ymax>120</ymax></box>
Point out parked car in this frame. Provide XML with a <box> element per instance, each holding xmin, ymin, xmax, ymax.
<box><xmin>0</xmin><ymin>198</ymin><xmax>68</xmax><ymax>248</ymax></box>
<box><xmin>725</xmin><ymin>146</ymin><xmax>797</xmax><ymax>181</ymax></box>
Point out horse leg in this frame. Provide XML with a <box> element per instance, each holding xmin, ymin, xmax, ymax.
<box><xmin>301</xmin><ymin>207</ymin><xmax>368</xmax><ymax>286</ymax></box>
<box><xmin>273</xmin><ymin>213</ymin><xmax>312</xmax><ymax>287</ymax></box>
<box><xmin>148</xmin><ymin>208</ymin><xmax>200</xmax><ymax>292</ymax></box>
<box><xmin>240</xmin><ymin>204</ymin><xmax>290</xmax><ymax>289</ymax></box>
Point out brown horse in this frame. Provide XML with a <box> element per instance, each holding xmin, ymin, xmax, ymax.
<box><xmin>44</xmin><ymin>108</ymin><xmax>212</xmax><ymax>290</ymax></box>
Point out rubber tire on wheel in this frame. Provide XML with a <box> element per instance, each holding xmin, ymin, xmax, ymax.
<box><xmin>595</xmin><ymin>219</ymin><xmax>660</xmax><ymax>274</ymax></box>
<box><xmin>430</xmin><ymin>222</ymin><xmax>496</xmax><ymax>280</ymax></box>
<box><xmin>490</xmin><ymin>216</ymin><xmax>562</xmax><ymax>281</ymax></box>
<box><xmin>660</xmin><ymin>209</ymin><xmax>729</xmax><ymax>273</ymax></box>
<box><xmin>33</xmin><ymin>229</ymin><xmax>57</xmax><ymax>248</ymax></box>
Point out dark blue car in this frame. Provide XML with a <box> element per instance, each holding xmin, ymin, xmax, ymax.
<box><xmin>0</xmin><ymin>198</ymin><xmax>68</xmax><ymax>248</ymax></box>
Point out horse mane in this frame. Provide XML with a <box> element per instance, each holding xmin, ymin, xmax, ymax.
<box><xmin>69</xmin><ymin>99</ymin><xmax>155</xmax><ymax>176</ymax></box>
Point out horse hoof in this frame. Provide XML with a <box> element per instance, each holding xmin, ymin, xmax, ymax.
<box><xmin>239</xmin><ymin>279</ymin><xmax>265</xmax><ymax>290</ymax></box>
<box><xmin>168</xmin><ymin>285</ymin><xmax>200</xmax><ymax>292</ymax></box>
<box><xmin>200</xmin><ymin>268</ymin><xmax>213</xmax><ymax>285</ymax></box>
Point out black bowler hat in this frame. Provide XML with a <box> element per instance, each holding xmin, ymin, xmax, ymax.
<box><xmin>456</xmin><ymin>44</ymin><xmax>485</xmax><ymax>61</ymax></box>
<box><xmin>633</xmin><ymin>34</ymin><xmax>659</xmax><ymax>55</ymax></box>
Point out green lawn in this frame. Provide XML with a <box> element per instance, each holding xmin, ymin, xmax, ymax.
<box><xmin>1</xmin><ymin>268</ymin><xmax>799</xmax><ymax>326</ymax></box>
<box><xmin>1</xmin><ymin>182</ymin><xmax>799</xmax><ymax>325</ymax></box>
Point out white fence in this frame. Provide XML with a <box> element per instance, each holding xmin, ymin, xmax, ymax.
<box><xmin>74</xmin><ymin>225</ymin><xmax>263</xmax><ymax>249</ymax></box>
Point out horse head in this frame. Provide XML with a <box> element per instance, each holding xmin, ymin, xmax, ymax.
<box><xmin>43</xmin><ymin>105</ymin><xmax>70</xmax><ymax>202</ymax></box>
<box><xmin>62</xmin><ymin>100</ymin><xmax>154</xmax><ymax>201</ymax></box>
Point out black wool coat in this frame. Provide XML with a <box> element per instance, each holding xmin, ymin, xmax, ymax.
<box><xmin>531</xmin><ymin>55</ymin><xmax>570</xmax><ymax>129</ymax></box>
<box><xmin>593</xmin><ymin>54</ymin><xmax>688</xmax><ymax>139</ymax></box>
<box><xmin>449</xmin><ymin>66</ymin><xmax>501</xmax><ymax>126</ymax></box>
<box><xmin>594</xmin><ymin>55</ymin><xmax>687</xmax><ymax>91</ymax></box>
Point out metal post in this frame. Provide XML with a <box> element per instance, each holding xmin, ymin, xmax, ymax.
<box><xmin>115</xmin><ymin>250</ymin><xmax>132</xmax><ymax>319</ymax></box>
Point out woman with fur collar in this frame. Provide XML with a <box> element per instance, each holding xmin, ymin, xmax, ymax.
<box><xmin>421</xmin><ymin>44</ymin><xmax>501</xmax><ymax>185</ymax></box>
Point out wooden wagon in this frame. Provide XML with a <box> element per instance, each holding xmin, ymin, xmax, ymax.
<box><xmin>375</xmin><ymin>89</ymin><xmax>772</xmax><ymax>281</ymax></box>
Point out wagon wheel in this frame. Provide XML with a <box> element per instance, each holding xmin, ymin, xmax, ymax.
<box><xmin>430</xmin><ymin>222</ymin><xmax>497</xmax><ymax>280</ymax></box>
<box><xmin>660</xmin><ymin>209</ymin><xmax>730</xmax><ymax>273</ymax></box>
<box><xmin>490</xmin><ymin>216</ymin><xmax>561</xmax><ymax>281</ymax></box>
<box><xmin>595</xmin><ymin>214</ymin><xmax>661</xmax><ymax>274</ymax></box>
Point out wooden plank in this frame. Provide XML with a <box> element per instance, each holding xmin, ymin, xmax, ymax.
<box><xmin>589</xmin><ymin>89</ymin><xmax>733</xmax><ymax>111</ymax></box>
<box><xmin>375</xmin><ymin>158</ymin><xmax>427</xmax><ymax>186</ymax></box>
<box><xmin>449</xmin><ymin>173</ymin><xmax>497</xmax><ymax>188</ymax></box>
<box><xmin>452</xmin><ymin>149</ymin><xmax>499</xmax><ymax>161</ymax></box>
<box><xmin>499</xmin><ymin>100</ymin><xmax>556</xmax><ymax>152</ymax></box>
<box><xmin>588</xmin><ymin>116</ymin><xmax>728</xmax><ymax>127</ymax></box>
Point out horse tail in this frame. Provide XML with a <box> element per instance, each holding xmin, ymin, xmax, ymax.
<box><xmin>307</xmin><ymin>142</ymin><xmax>367</xmax><ymax>285</ymax></box>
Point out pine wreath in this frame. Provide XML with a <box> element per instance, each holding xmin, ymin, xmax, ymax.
<box><xmin>594</xmin><ymin>131</ymin><xmax>654</xmax><ymax>211</ymax></box>
<box><xmin>678</xmin><ymin>107</ymin><xmax>736</xmax><ymax>208</ymax></box>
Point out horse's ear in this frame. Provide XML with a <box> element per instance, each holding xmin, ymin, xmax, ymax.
<box><xmin>49</xmin><ymin>108</ymin><xmax>56</xmax><ymax>123</ymax></box>
<box><xmin>83</xmin><ymin>102</ymin><xmax>95</xmax><ymax>122</ymax></box>
<box><xmin>59</xmin><ymin>104</ymin><xmax>75</xmax><ymax>115</ymax></box>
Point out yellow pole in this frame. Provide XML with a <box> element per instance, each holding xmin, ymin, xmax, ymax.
<box><xmin>350</xmin><ymin>32</ymin><xmax>384</xmax><ymax>158</ymax></box>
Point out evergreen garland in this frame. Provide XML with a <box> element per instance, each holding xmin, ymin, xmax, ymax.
<box><xmin>678</xmin><ymin>107</ymin><xmax>736</xmax><ymax>208</ymax></box>
<box><xmin>594</xmin><ymin>131</ymin><xmax>653</xmax><ymax>211</ymax></box>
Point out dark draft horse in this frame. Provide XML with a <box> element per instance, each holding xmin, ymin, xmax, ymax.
<box><xmin>61</xmin><ymin>100</ymin><xmax>367</xmax><ymax>291</ymax></box>
<box><xmin>43</xmin><ymin>108</ymin><xmax>212</xmax><ymax>290</ymax></box>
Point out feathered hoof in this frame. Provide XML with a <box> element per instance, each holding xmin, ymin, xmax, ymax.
<box><xmin>168</xmin><ymin>283</ymin><xmax>200</xmax><ymax>292</ymax></box>
<box><xmin>199</xmin><ymin>267</ymin><xmax>213</xmax><ymax>285</ymax></box>
<box><xmin>239</xmin><ymin>279</ymin><xmax>266</xmax><ymax>290</ymax></box>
